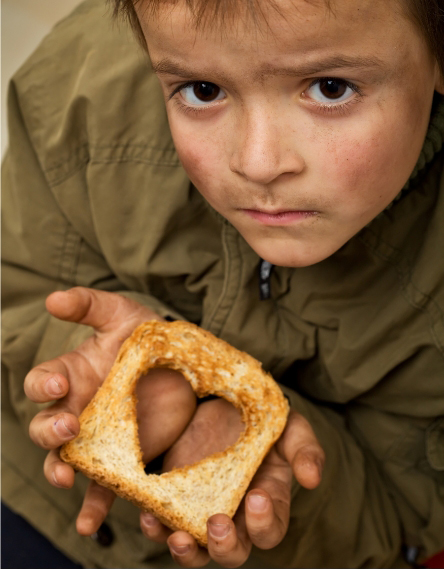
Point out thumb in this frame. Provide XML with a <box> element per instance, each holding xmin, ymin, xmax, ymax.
<box><xmin>45</xmin><ymin>287</ymin><xmax>160</xmax><ymax>333</ymax></box>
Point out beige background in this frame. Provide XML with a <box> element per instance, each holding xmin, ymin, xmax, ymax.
<box><xmin>2</xmin><ymin>0</ymin><xmax>85</xmax><ymax>155</ymax></box>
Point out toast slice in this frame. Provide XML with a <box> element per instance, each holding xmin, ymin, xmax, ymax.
<box><xmin>60</xmin><ymin>320</ymin><xmax>289</xmax><ymax>546</ymax></box>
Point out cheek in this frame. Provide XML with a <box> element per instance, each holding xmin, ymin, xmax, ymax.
<box><xmin>319</xmin><ymin>76</ymin><xmax>434</xmax><ymax>212</ymax></box>
<box><xmin>314</xmin><ymin>113</ymin><xmax>423</xmax><ymax>215</ymax></box>
<box><xmin>174</xmin><ymin>134</ymin><xmax>207</xmax><ymax>182</ymax></box>
<box><xmin>171</xmin><ymin>126</ymin><xmax>225</xmax><ymax>200</ymax></box>
<box><xmin>328</xmin><ymin>135</ymin><xmax>387</xmax><ymax>194</ymax></box>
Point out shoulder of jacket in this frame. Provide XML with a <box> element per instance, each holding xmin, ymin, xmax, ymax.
<box><xmin>9</xmin><ymin>0</ymin><xmax>178</xmax><ymax>185</ymax></box>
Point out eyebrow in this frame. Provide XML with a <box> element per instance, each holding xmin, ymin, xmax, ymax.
<box><xmin>151</xmin><ymin>54</ymin><xmax>386</xmax><ymax>82</ymax></box>
<box><xmin>152</xmin><ymin>59</ymin><xmax>230</xmax><ymax>82</ymax></box>
<box><xmin>259</xmin><ymin>55</ymin><xmax>386</xmax><ymax>79</ymax></box>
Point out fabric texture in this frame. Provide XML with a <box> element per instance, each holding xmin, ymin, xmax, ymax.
<box><xmin>2</xmin><ymin>1</ymin><xmax>444</xmax><ymax>567</ymax></box>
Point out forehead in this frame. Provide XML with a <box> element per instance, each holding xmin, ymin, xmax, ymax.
<box><xmin>138</xmin><ymin>0</ymin><xmax>421</xmax><ymax>73</ymax></box>
<box><xmin>138</xmin><ymin>0</ymin><xmax>329</xmax><ymax>30</ymax></box>
<box><xmin>137</xmin><ymin>0</ymin><xmax>404</xmax><ymax>36</ymax></box>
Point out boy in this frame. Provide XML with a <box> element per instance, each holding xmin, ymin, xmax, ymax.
<box><xmin>2</xmin><ymin>0</ymin><xmax>444</xmax><ymax>567</ymax></box>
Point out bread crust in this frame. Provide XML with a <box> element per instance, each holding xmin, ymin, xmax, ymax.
<box><xmin>60</xmin><ymin>320</ymin><xmax>289</xmax><ymax>546</ymax></box>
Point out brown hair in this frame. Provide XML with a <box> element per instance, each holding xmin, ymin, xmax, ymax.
<box><xmin>109</xmin><ymin>0</ymin><xmax>444</xmax><ymax>78</ymax></box>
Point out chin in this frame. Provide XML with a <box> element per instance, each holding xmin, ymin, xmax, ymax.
<box><xmin>244</xmin><ymin>236</ymin><xmax>341</xmax><ymax>268</ymax></box>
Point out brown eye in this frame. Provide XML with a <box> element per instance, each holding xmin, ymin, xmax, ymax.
<box><xmin>193</xmin><ymin>82</ymin><xmax>221</xmax><ymax>102</ymax></box>
<box><xmin>318</xmin><ymin>79</ymin><xmax>348</xmax><ymax>99</ymax></box>
<box><xmin>178</xmin><ymin>82</ymin><xmax>225</xmax><ymax>106</ymax></box>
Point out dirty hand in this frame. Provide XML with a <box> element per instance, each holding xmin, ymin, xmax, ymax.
<box><xmin>140</xmin><ymin>398</ymin><xmax>325</xmax><ymax>568</ymax></box>
<box><xmin>24</xmin><ymin>286</ymin><xmax>196</xmax><ymax>535</ymax></box>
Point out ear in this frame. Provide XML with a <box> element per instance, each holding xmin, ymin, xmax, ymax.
<box><xmin>434</xmin><ymin>62</ymin><xmax>444</xmax><ymax>95</ymax></box>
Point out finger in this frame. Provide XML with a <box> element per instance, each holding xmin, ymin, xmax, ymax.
<box><xmin>45</xmin><ymin>287</ymin><xmax>121</xmax><ymax>332</ymax></box>
<box><xmin>45</xmin><ymin>287</ymin><xmax>161</xmax><ymax>333</ymax></box>
<box><xmin>44</xmin><ymin>449</ymin><xmax>76</xmax><ymax>488</ymax></box>
<box><xmin>245</xmin><ymin>489</ymin><xmax>288</xmax><ymax>550</ymax></box>
<box><xmin>206</xmin><ymin>513</ymin><xmax>252</xmax><ymax>568</ymax></box>
<box><xmin>163</xmin><ymin>398</ymin><xmax>242</xmax><ymax>472</ymax></box>
<box><xmin>278</xmin><ymin>411</ymin><xmax>325</xmax><ymax>490</ymax></box>
<box><xmin>140</xmin><ymin>512</ymin><xmax>173</xmax><ymax>543</ymax></box>
<box><xmin>136</xmin><ymin>369</ymin><xmax>196</xmax><ymax>464</ymax></box>
<box><xmin>29</xmin><ymin>409</ymin><xmax>79</xmax><ymax>449</ymax></box>
<box><xmin>167</xmin><ymin>531</ymin><xmax>210</xmax><ymax>568</ymax></box>
<box><xmin>24</xmin><ymin>359</ymin><xmax>69</xmax><ymax>403</ymax></box>
<box><xmin>292</xmin><ymin>444</ymin><xmax>325</xmax><ymax>489</ymax></box>
<box><xmin>76</xmin><ymin>481</ymin><xmax>116</xmax><ymax>536</ymax></box>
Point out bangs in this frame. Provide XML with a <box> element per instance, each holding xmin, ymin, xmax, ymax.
<box><xmin>110</xmin><ymin>0</ymin><xmax>331</xmax><ymax>47</ymax></box>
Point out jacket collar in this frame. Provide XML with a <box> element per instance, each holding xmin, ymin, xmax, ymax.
<box><xmin>397</xmin><ymin>93</ymin><xmax>444</xmax><ymax>194</ymax></box>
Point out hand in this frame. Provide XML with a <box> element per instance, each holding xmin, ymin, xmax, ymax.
<box><xmin>139</xmin><ymin>400</ymin><xmax>325</xmax><ymax>568</ymax></box>
<box><xmin>24</xmin><ymin>287</ymin><xmax>197</xmax><ymax>534</ymax></box>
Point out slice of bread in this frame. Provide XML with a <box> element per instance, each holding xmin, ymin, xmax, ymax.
<box><xmin>60</xmin><ymin>321</ymin><xmax>289</xmax><ymax>546</ymax></box>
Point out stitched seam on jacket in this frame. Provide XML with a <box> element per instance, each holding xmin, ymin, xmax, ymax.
<box><xmin>90</xmin><ymin>157</ymin><xmax>182</xmax><ymax>166</ymax></box>
<box><xmin>43</xmin><ymin>143</ymin><xmax>89</xmax><ymax>173</ymax></box>
<box><xmin>204</xmin><ymin>224</ymin><xmax>243</xmax><ymax>336</ymax></box>
<box><xmin>216</xmin><ymin>230</ymin><xmax>245</xmax><ymax>337</ymax></box>
<box><xmin>47</xmin><ymin>158</ymin><xmax>183</xmax><ymax>188</ymax></box>
<box><xmin>204</xmin><ymin>223</ymin><xmax>233</xmax><ymax>333</ymax></box>
<box><xmin>44</xmin><ymin>143</ymin><xmax>179</xmax><ymax>172</ymax></box>
<box><xmin>57</xmin><ymin>225</ymin><xmax>82</xmax><ymax>284</ymax></box>
<box><xmin>360</xmin><ymin>230</ymin><xmax>444</xmax><ymax>357</ymax></box>
<box><xmin>44</xmin><ymin>143</ymin><xmax>182</xmax><ymax>187</ymax></box>
<box><xmin>426</xmin><ymin>418</ymin><xmax>444</xmax><ymax>471</ymax></box>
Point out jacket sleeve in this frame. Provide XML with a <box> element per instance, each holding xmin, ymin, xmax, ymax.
<box><xmin>271</xmin><ymin>369</ymin><xmax>444</xmax><ymax>568</ymax></box>
<box><xmin>272</xmin><ymin>387</ymin><xmax>401</xmax><ymax>568</ymax></box>
<box><xmin>1</xmin><ymin>77</ymin><xmax>185</xmax><ymax>431</ymax></box>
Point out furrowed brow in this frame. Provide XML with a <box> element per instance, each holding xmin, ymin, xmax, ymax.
<box><xmin>257</xmin><ymin>55</ymin><xmax>386</xmax><ymax>79</ymax></box>
<box><xmin>151</xmin><ymin>58</ymin><xmax>235</xmax><ymax>88</ymax></box>
<box><xmin>151</xmin><ymin>54</ymin><xmax>386</xmax><ymax>84</ymax></box>
<box><xmin>152</xmin><ymin>59</ymin><xmax>198</xmax><ymax>79</ymax></box>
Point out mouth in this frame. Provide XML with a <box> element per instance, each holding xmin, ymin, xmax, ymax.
<box><xmin>241</xmin><ymin>208</ymin><xmax>319</xmax><ymax>226</ymax></box>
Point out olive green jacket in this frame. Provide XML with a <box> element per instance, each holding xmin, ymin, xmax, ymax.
<box><xmin>2</xmin><ymin>2</ymin><xmax>444</xmax><ymax>568</ymax></box>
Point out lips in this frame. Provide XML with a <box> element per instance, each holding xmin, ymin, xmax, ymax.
<box><xmin>242</xmin><ymin>208</ymin><xmax>319</xmax><ymax>225</ymax></box>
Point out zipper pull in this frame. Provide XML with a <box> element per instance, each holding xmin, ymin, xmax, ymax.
<box><xmin>259</xmin><ymin>259</ymin><xmax>274</xmax><ymax>300</ymax></box>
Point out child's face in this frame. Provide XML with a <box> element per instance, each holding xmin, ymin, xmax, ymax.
<box><xmin>138</xmin><ymin>0</ymin><xmax>443</xmax><ymax>267</ymax></box>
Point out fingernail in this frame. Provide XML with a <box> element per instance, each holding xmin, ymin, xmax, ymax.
<box><xmin>52</xmin><ymin>471</ymin><xmax>61</xmax><ymax>487</ymax></box>
<box><xmin>46</xmin><ymin>377</ymin><xmax>63</xmax><ymax>397</ymax></box>
<box><xmin>170</xmin><ymin>544</ymin><xmax>191</xmax><ymax>556</ymax></box>
<box><xmin>208</xmin><ymin>521</ymin><xmax>230</xmax><ymax>539</ymax></box>
<box><xmin>248</xmin><ymin>493</ymin><xmax>267</xmax><ymax>512</ymax></box>
<box><xmin>54</xmin><ymin>418</ymin><xmax>75</xmax><ymax>440</ymax></box>
<box><xmin>141</xmin><ymin>513</ymin><xmax>157</xmax><ymax>527</ymax></box>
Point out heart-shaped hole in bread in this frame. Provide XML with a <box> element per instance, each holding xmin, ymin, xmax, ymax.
<box><xmin>136</xmin><ymin>370</ymin><xmax>243</xmax><ymax>472</ymax></box>
<box><xmin>60</xmin><ymin>320</ymin><xmax>289</xmax><ymax>546</ymax></box>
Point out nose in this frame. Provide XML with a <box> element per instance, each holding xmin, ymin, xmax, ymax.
<box><xmin>229</xmin><ymin>107</ymin><xmax>305</xmax><ymax>185</ymax></box>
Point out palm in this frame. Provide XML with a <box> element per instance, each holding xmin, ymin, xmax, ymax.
<box><xmin>33</xmin><ymin>296</ymin><xmax>164</xmax><ymax>422</ymax></box>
